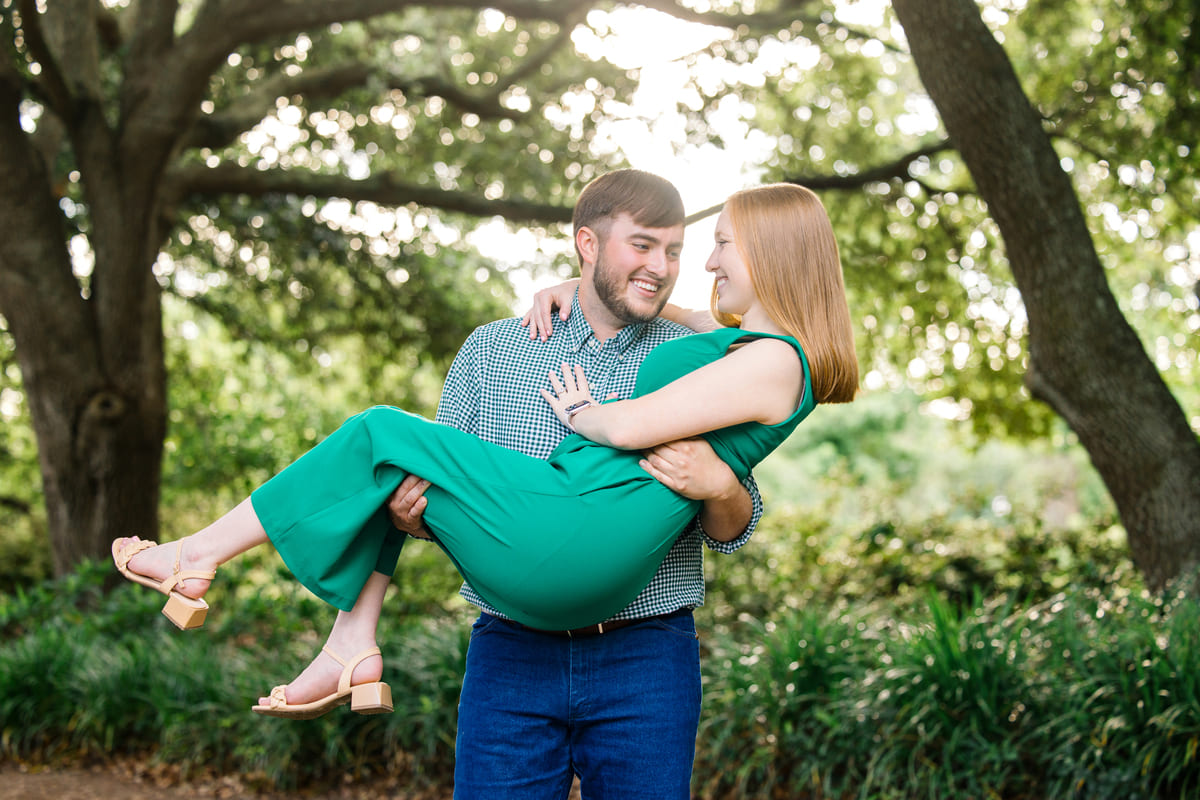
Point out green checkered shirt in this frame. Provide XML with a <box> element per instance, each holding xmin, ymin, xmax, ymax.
<box><xmin>435</xmin><ymin>293</ymin><xmax>763</xmax><ymax>622</ymax></box>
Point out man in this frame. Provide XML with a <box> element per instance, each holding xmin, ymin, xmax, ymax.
<box><xmin>389</xmin><ymin>169</ymin><xmax>762</xmax><ymax>799</ymax></box>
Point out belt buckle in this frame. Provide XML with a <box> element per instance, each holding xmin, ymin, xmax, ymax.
<box><xmin>566</xmin><ymin>621</ymin><xmax>604</xmax><ymax>638</ymax></box>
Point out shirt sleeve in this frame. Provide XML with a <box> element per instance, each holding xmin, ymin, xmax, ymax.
<box><xmin>700</xmin><ymin>472</ymin><xmax>763</xmax><ymax>554</ymax></box>
<box><xmin>435</xmin><ymin>327</ymin><xmax>484</xmax><ymax>434</ymax></box>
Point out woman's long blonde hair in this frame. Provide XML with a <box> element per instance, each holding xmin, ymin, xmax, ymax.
<box><xmin>712</xmin><ymin>183</ymin><xmax>859</xmax><ymax>404</ymax></box>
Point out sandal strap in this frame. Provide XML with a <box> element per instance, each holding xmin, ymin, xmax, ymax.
<box><xmin>265</xmin><ymin>685</ymin><xmax>288</xmax><ymax>709</ymax></box>
<box><xmin>162</xmin><ymin>539</ymin><xmax>216</xmax><ymax>593</ymax></box>
<box><xmin>113</xmin><ymin>538</ymin><xmax>157</xmax><ymax>570</ymax></box>
<box><xmin>261</xmin><ymin>648</ymin><xmax>382</xmax><ymax>710</ymax></box>
<box><xmin>322</xmin><ymin>646</ymin><xmax>382</xmax><ymax>694</ymax></box>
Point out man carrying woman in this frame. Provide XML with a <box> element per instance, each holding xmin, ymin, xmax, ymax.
<box><xmin>112</xmin><ymin>171</ymin><xmax>857</xmax><ymax>799</ymax></box>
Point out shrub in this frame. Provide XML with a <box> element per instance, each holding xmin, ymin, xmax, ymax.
<box><xmin>693</xmin><ymin>584</ymin><xmax>1200</xmax><ymax>799</ymax></box>
<box><xmin>0</xmin><ymin>560</ymin><xmax>470</xmax><ymax>792</ymax></box>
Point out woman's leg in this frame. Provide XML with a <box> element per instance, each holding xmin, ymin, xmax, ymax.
<box><xmin>257</xmin><ymin>570</ymin><xmax>390</xmax><ymax>705</ymax></box>
<box><xmin>118</xmin><ymin>493</ymin><xmax>390</xmax><ymax>704</ymax></box>
<box><xmin>115</xmin><ymin>497</ymin><xmax>268</xmax><ymax>600</ymax></box>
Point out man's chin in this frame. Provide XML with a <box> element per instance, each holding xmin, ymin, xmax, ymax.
<box><xmin>619</xmin><ymin>297</ymin><xmax>668</xmax><ymax>324</ymax></box>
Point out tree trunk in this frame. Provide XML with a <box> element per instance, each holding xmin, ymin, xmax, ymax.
<box><xmin>0</xmin><ymin>50</ymin><xmax>166</xmax><ymax>575</ymax></box>
<box><xmin>892</xmin><ymin>0</ymin><xmax>1200</xmax><ymax>590</ymax></box>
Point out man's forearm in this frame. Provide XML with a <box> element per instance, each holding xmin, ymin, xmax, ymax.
<box><xmin>699</xmin><ymin>482</ymin><xmax>754</xmax><ymax>543</ymax></box>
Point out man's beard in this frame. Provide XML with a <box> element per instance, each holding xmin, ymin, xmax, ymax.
<box><xmin>593</xmin><ymin>253</ymin><xmax>670</xmax><ymax>325</ymax></box>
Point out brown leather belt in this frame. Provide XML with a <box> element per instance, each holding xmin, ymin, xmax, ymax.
<box><xmin>523</xmin><ymin>612</ymin><xmax>677</xmax><ymax>638</ymax></box>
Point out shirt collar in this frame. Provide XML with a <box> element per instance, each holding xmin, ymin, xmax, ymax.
<box><xmin>562</xmin><ymin>290</ymin><xmax>651</xmax><ymax>356</ymax></box>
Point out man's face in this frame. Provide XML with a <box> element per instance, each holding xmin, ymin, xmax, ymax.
<box><xmin>588</xmin><ymin>213</ymin><xmax>684</xmax><ymax>326</ymax></box>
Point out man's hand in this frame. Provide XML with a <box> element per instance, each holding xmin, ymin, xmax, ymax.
<box><xmin>640</xmin><ymin>438</ymin><xmax>751</xmax><ymax>543</ymax></box>
<box><xmin>388</xmin><ymin>474</ymin><xmax>433</xmax><ymax>540</ymax></box>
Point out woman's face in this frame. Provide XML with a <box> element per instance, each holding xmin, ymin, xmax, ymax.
<box><xmin>705</xmin><ymin>208</ymin><xmax>753</xmax><ymax>316</ymax></box>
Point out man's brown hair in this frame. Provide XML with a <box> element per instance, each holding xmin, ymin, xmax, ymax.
<box><xmin>572</xmin><ymin>169</ymin><xmax>685</xmax><ymax>259</ymax></box>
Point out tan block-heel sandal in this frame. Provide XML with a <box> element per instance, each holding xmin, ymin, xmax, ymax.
<box><xmin>111</xmin><ymin>538</ymin><xmax>216</xmax><ymax>630</ymax></box>
<box><xmin>252</xmin><ymin>646</ymin><xmax>393</xmax><ymax>720</ymax></box>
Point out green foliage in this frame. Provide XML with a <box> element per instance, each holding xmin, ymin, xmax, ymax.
<box><xmin>708</xmin><ymin>390</ymin><xmax>1127</xmax><ymax>623</ymax></box>
<box><xmin>159</xmin><ymin>296</ymin><xmax>448</xmax><ymax>507</ymax></box>
<box><xmin>161</xmin><ymin>193</ymin><xmax>515</xmax><ymax>398</ymax></box>
<box><xmin>695</xmin><ymin>585</ymin><xmax>1200</xmax><ymax>799</ymax></box>
<box><xmin>0</xmin><ymin>322</ymin><xmax>46</xmax><ymax>592</ymax></box>
<box><xmin>0</xmin><ymin>559</ymin><xmax>470</xmax><ymax>791</ymax></box>
<box><xmin>3</xmin><ymin>556</ymin><xmax>1196</xmax><ymax>797</ymax></box>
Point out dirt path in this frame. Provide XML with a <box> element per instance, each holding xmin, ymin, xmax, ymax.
<box><xmin>1</xmin><ymin>765</ymin><xmax>251</xmax><ymax>800</ymax></box>
<box><xmin>1</xmin><ymin>764</ymin><xmax>583</xmax><ymax>799</ymax></box>
<box><xmin>0</xmin><ymin>764</ymin><xmax>452</xmax><ymax>799</ymax></box>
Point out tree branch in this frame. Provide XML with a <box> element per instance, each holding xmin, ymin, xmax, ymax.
<box><xmin>184</xmin><ymin>63</ymin><xmax>371</xmax><ymax>151</ymax></box>
<box><xmin>166</xmin><ymin>162</ymin><xmax>574</xmax><ymax>224</ymax></box>
<box><xmin>500</xmin><ymin>8</ymin><xmax>584</xmax><ymax>88</ymax></box>
<box><xmin>139</xmin><ymin>1</ymin><xmax>591</xmax><ymax>194</ymax></box>
<box><xmin>35</xmin><ymin>0</ymin><xmax>103</xmax><ymax>105</ymax></box>
<box><xmin>0</xmin><ymin>30</ymin><xmax>64</xmax><ymax>293</ymax></box>
<box><xmin>0</xmin><ymin>495</ymin><xmax>33</xmax><ymax>515</ymax></box>
<box><xmin>12</xmin><ymin>0</ymin><xmax>72</xmax><ymax>116</ymax></box>
<box><xmin>93</xmin><ymin>0</ymin><xmax>122</xmax><ymax>51</ymax></box>
<box><xmin>186</xmin><ymin>0</ymin><xmax>591</xmax><ymax>61</ymax></box>
<box><xmin>124</xmin><ymin>0</ymin><xmax>179</xmax><ymax>90</ymax></box>
<box><xmin>0</xmin><ymin>11</ymin><xmax>22</xmax><ymax>96</ymax></box>
<box><xmin>795</xmin><ymin>140</ymin><xmax>957</xmax><ymax>187</ymax></box>
<box><xmin>184</xmin><ymin>63</ymin><xmax>534</xmax><ymax>152</ymax></box>
<box><xmin>685</xmin><ymin>139</ymin><xmax>959</xmax><ymax>223</ymax></box>
<box><xmin>629</xmin><ymin>0</ymin><xmax>818</xmax><ymax>30</ymax></box>
<box><xmin>630</xmin><ymin>0</ymin><xmax>906</xmax><ymax>53</ymax></box>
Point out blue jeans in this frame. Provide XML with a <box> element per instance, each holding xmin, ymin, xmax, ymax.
<box><xmin>453</xmin><ymin>609</ymin><xmax>702</xmax><ymax>799</ymax></box>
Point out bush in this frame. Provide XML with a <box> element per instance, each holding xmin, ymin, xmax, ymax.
<box><xmin>0</xmin><ymin>559</ymin><xmax>470</xmax><ymax>792</ymax></box>
<box><xmin>694</xmin><ymin>584</ymin><xmax>1200</xmax><ymax>799</ymax></box>
<box><xmin>5</xmin><ymin>560</ymin><xmax>1197</xmax><ymax>798</ymax></box>
<box><xmin>704</xmin><ymin>485</ymin><xmax>1132</xmax><ymax>630</ymax></box>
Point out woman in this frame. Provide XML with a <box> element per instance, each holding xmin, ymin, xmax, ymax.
<box><xmin>113</xmin><ymin>183</ymin><xmax>858</xmax><ymax>718</ymax></box>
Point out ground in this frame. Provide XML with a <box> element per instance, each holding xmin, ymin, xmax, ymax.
<box><xmin>0</xmin><ymin>763</ymin><xmax>453</xmax><ymax>800</ymax></box>
<box><xmin>1</xmin><ymin>763</ymin><xmax>584</xmax><ymax>799</ymax></box>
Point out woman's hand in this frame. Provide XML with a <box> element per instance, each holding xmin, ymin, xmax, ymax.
<box><xmin>520</xmin><ymin>278</ymin><xmax>580</xmax><ymax>341</ymax></box>
<box><xmin>540</xmin><ymin>362</ymin><xmax>598</xmax><ymax>431</ymax></box>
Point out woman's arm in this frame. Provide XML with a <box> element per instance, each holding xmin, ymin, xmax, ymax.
<box><xmin>544</xmin><ymin>337</ymin><xmax>804</xmax><ymax>450</ymax></box>
<box><xmin>658</xmin><ymin>303</ymin><xmax>719</xmax><ymax>333</ymax></box>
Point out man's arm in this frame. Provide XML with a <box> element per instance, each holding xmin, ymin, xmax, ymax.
<box><xmin>698</xmin><ymin>478</ymin><xmax>754</xmax><ymax>543</ymax></box>
<box><xmin>639</xmin><ymin>438</ymin><xmax>754</xmax><ymax>543</ymax></box>
<box><xmin>388</xmin><ymin>327</ymin><xmax>486</xmax><ymax>538</ymax></box>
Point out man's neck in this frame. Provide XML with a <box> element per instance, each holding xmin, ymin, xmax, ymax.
<box><xmin>577</xmin><ymin>288</ymin><xmax>628</xmax><ymax>343</ymax></box>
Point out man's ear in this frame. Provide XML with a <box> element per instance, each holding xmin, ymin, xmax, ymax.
<box><xmin>575</xmin><ymin>225</ymin><xmax>599</xmax><ymax>267</ymax></box>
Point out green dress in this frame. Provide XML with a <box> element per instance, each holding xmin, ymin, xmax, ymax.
<box><xmin>251</xmin><ymin>327</ymin><xmax>816</xmax><ymax>630</ymax></box>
